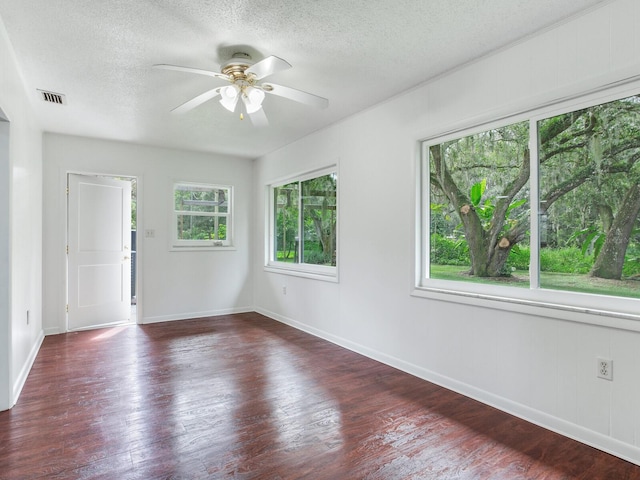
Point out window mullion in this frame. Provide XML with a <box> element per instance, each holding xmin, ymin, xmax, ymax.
<box><xmin>422</xmin><ymin>142</ymin><xmax>431</xmax><ymax>283</ymax></box>
<box><xmin>271</xmin><ymin>187</ymin><xmax>277</xmax><ymax>262</ymax></box>
<box><xmin>298</xmin><ymin>180</ymin><xmax>303</xmax><ymax>264</ymax></box>
<box><xmin>529</xmin><ymin>119</ymin><xmax>540</xmax><ymax>290</ymax></box>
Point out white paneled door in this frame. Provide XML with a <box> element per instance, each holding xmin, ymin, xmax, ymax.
<box><xmin>68</xmin><ymin>174</ymin><xmax>131</xmax><ymax>331</ymax></box>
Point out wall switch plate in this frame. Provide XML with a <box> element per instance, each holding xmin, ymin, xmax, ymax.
<box><xmin>597</xmin><ymin>357</ymin><xmax>613</xmax><ymax>381</ymax></box>
<box><xmin>145</xmin><ymin>229</ymin><xmax>155</xmax><ymax>238</ymax></box>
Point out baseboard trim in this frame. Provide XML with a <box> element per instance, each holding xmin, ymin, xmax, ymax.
<box><xmin>12</xmin><ymin>329</ymin><xmax>45</xmax><ymax>407</ymax></box>
<box><xmin>43</xmin><ymin>327</ymin><xmax>61</xmax><ymax>336</ymax></box>
<box><xmin>255</xmin><ymin>307</ymin><xmax>640</xmax><ymax>467</ymax></box>
<box><xmin>142</xmin><ymin>307</ymin><xmax>253</xmax><ymax>325</ymax></box>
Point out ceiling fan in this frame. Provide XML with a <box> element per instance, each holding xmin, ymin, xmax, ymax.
<box><xmin>153</xmin><ymin>52</ymin><xmax>328</xmax><ymax>126</ymax></box>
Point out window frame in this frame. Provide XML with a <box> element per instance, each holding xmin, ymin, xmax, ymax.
<box><xmin>265</xmin><ymin>166</ymin><xmax>338</xmax><ymax>281</ymax></box>
<box><xmin>172</xmin><ymin>182</ymin><xmax>234</xmax><ymax>250</ymax></box>
<box><xmin>415</xmin><ymin>83</ymin><xmax>640</xmax><ymax>324</ymax></box>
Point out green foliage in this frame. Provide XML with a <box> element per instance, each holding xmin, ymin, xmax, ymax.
<box><xmin>433</xmin><ymin>239</ymin><xmax>640</xmax><ymax>278</ymax></box>
<box><xmin>506</xmin><ymin>244</ymin><xmax>530</xmax><ymax>270</ymax></box>
<box><xmin>564</xmin><ymin>224</ymin><xmax>640</xmax><ymax>276</ymax></box>
<box><xmin>622</xmin><ymin>260</ymin><xmax>640</xmax><ymax>277</ymax></box>
<box><xmin>622</xmin><ymin>238</ymin><xmax>640</xmax><ymax>277</ymax></box>
<box><xmin>467</xmin><ymin>179</ymin><xmax>527</xmax><ymax>233</ymax></box>
<box><xmin>540</xmin><ymin>247</ymin><xmax>593</xmax><ymax>274</ymax></box>
<box><xmin>131</xmin><ymin>178</ymin><xmax>137</xmax><ymax>230</ymax></box>
<box><xmin>430</xmin><ymin>234</ymin><xmax>470</xmax><ymax>265</ymax></box>
<box><xmin>568</xmin><ymin>226</ymin><xmax>606</xmax><ymax>258</ymax></box>
<box><xmin>470</xmin><ymin>178</ymin><xmax>486</xmax><ymax>206</ymax></box>
<box><xmin>276</xmin><ymin>251</ymin><xmax>295</xmax><ymax>263</ymax></box>
<box><xmin>178</xmin><ymin>217</ymin><xmax>226</xmax><ymax>240</ymax></box>
<box><xmin>469</xmin><ymin>179</ymin><xmax>493</xmax><ymax>227</ymax></box>
<box><xmin>507</xmin><ymin>198</ymin><xmax>527</xmax><ymax>215</ymax></box>
<box><xmin>303</xmin><ymin>250</ymin><xmax>333</xmax><ymax>265</ymax></box>
<box><xmin>275</xmin><ymin>182</ymin><xmax>299</xmax><ymax>260</ymax></box>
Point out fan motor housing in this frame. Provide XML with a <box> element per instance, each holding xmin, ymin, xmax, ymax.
<box><xmin>221</xmin><ymin>53</ymin><xmax>255</xmax><ymax>82</ymax></box>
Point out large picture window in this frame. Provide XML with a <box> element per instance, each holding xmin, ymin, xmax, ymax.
<box><xmin>420</xmin><ymin>89</ymin><xmax>640</xmax><ymax>318</ymax></box>
<box><xmin>173</xmin><ymin>183</ymin><xmax>232</xmax><ymax>248</ymax></box>
<box><xmin>269</xmin><ymin>167</ymin><xmax>337</xmax><ymax>277</ymax></box>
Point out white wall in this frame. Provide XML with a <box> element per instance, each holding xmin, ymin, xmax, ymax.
<box><xmin>0</xmin><ymin>15</ymin><xmax>44</xmax><ymax>410</ymax></box>
<box><xmin>43</xmin><ymin>134</ymin><xmax>254</xmax><ymax>333</ymax></box>
<box><xmin>253</xmin><ymin>0</ymin><xmax>640</xmax><ymax>465</ymax></box>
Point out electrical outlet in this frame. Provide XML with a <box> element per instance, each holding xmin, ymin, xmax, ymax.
<box><xmin>597</xmin><ymin>357</ymin><xmax>613</xmax><ymax>381</ymax></box>
<box><xmin>282</xmin><ymin>285</ymin><xmax>287</xmax><ymax>295</ymax></box>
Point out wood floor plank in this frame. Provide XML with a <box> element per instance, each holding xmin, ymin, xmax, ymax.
<box><xmin>1</xmin><ymin>312</ymin><xmax>639</xmax><ymax>479</ymax></box>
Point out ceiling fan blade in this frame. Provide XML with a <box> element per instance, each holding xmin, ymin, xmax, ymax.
<box><xmin>171</xmin><ymin>86</ymin><xmax>224</xmax><ymax>114</ymax></box>
<box><xmin>246</xmin><ymin>56</ymin><xmax>291</xmax><ymax>80</ymax></box>
<box><xmin>153</xmin><ymin>64</ymin><xmax>229</xmax><ymax>81</ymax></box>
<box><xmin>262</xmin><ymin>83</ymin><xmax>328</xmax><ymax>109</ymax></box>
<box><xmin>248</xmin><ymin>108</ymin><xmax>269</xmax><ymax>127</ymax></box>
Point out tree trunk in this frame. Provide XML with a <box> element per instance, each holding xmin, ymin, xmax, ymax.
<box><xmin>598</xmin><ymin>204</ymin><xmax>613</xmax><ymax>233</ymax></box>
<box><xmin>310</xmin><ymin>206</ymin><xmax>336</xmax><ymax>262</ymax></box>
<box><xmin>590</xmin><ymin>183</ymin><xmax>640</xmax><ymax>280</ymax></box>
<box><xmin>460</xmin><ymin>205</ymin><xmax>489</xmax><ymax>276</ymax></box>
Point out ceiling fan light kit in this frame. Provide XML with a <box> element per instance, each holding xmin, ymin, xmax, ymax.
<box><xmin>244</xmin><ymin>88</ymin><xmax>265</xmax><ymax>114</ymax></box>
<box><xmin>219</xmin><ymin>85</ymin><xmax>240</xmax><ymax>112</ymax></box>
<box><xmin>153</xmin><ymin>52</ymin><xmax>328</xmax><ymax>126</ymax></box>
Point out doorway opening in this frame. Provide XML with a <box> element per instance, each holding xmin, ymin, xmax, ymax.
<box><xmin>66</xmin><ymin>173</ymin><xmax>138</xmax><ymax>331</ymax></box>
<box><xmin>118</xmin><ymin>176</ymin><xmax>138</xmax><ymax>324</ymax></box>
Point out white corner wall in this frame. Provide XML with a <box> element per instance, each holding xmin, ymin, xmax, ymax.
<box><xmin>0</xmin><ymin>14</ymin><xmax>44</xmax><ymax>410</ymax></box>
<box><xmin>253</xmin><ymin>0</ymin><xmax>640</xmax><ymax>465</ymax></box>
<box><xmin>43</xmin><ymin>134</ymin><xmax>254</xmax><ymax>333</ymax></box>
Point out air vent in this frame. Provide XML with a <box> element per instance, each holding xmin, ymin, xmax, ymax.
<box><xmin>37</xmin><ymin>89</ymin><xmax>66</xmax><ymax>105</ymax></box>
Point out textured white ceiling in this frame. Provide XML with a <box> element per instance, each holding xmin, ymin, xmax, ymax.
<box><xmin>0</xmin><ymin>0</ymin><xmax>608</xmax><ymax>159</ymax></box>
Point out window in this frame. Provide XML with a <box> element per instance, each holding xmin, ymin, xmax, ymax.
<box><xmin>173</xmin><ymin>183</ymin><xmax>232</xmax><ymax>248</ymax></box>
<box><xmin>419</xmin><ymin>89</ymin><xmax>640</xmax><ymax>319</ymax></box>
<box><xmin>538</xmin><ymin>96</ymin><xmax>640</xmax><ymax>298</ymax></box>
<box><xmin>428</xmin><ymin>120</ymin><xmax>531</xmax><ymax>285</ymax></box>
<box><xmin>268</xmin><ymin>168</ymin><xmax>337</xmax><ymax>277</ymax></box>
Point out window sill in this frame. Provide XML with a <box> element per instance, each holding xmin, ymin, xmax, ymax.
<box><xmin>411</xmin><ymin>285</ymin><xmax>640</xmax><ymax>333</ymax></box>
<box><xmin>264</xmin><ymin>264</ymin><xmax>338</xmax><ymax>283</ymax></box>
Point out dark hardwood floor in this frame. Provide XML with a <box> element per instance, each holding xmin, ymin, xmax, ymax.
<box><xmin>1</xmin><ymin>312</ymin><xmax>639</xmax><ymax>479</ymax></box>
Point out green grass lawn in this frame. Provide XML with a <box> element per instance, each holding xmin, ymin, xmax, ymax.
<box><xmin>430</xmin><ymin>264</ymin><xmax>640</xmax><ymax>299</ymax></box>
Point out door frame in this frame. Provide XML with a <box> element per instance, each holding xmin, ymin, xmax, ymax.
<box><xmin>65</xmin><ymin>171</ymin><xmax>142</xmax><ymax>331</ymax></box>
<box><xmin>0</xmin><ymin>109</ymin><xmax>12</xmax><ymax>410</ymax></box>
